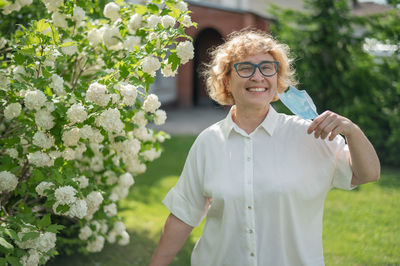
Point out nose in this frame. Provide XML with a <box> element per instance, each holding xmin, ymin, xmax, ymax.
<box><xmin>250</xmin><ymin>66</ymin><xmax>265</xmax><ymax>81</ymax></box>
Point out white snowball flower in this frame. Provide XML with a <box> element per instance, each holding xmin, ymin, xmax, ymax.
<box><xmin>132</xmin><ymin>110</ymin><xmax>148</xmax><ymax>127</ymax></box>
<box><xmin>104</xmin><ymin>171</ymin><xmax>118</xmax><ymax>186</ymax></box>
<box><xmin>24</xmin><ymin>90</ymin><xmax>46</xmax><ymax>110</ymax></box>
<box><xmin>103</xmin><ymin>203</ymin><xmax>117</xmax><ymax>217</ymax></box>
<box><xmin>35</xmin><ymin>181</ymin><xmax>54</xmax><ymax>196</ymax></box>
<box><xmin>0</xmin><ymin>70</ymin><xmax>9</xmax><ymax>90</ymax></box>
<box><xmin>110</xmin><ymin>186</ymin><xmax>129</xmax><ymax>201</ymax></box>
<box><xmin>36</xmin><ymin>232</ymin><xmax>56</xmax><ymax>252</ymax></box>
<box><xmin>52</xmin><ymin>12</ymin><xmax>68</xmax><ymax>28</ymax></box>
<box><xmin>0</xmin><ymin>171</ymin><xmax>18</xmax><ymax>193</ymax></box>
<box><xmin>79</xmin><ymin>225</ymin><xmax>92</xmax><ymax>240</ymax></box>
<box><xmin>133</xmin><ymin>126</ymin><xmax>152</xmax><ymax>142</ymax></box>
<box><xmin>32</xmin><ymin>131</ymin><xmax>55</xmax><ymax>149</ymax></box>
<box><xmin>20</xmin><ymin>249</ymin><xmax>40</xmax><ymax>266</ymax></box>
<box><xmin>62</xmin><ymin>127</ymin><xmax>80</xmax><ymax>147</ymax></box>
<box><xmin>123</xmin><ymin>36</ymin><xmax>141</xmax><ymax>51</ymax></box>
<box><xmin>87</xmin><ymin>235</ymin><xmax>105</xmax><ymax>253</ymax></box>
<box><xmin>118</xmin><ymin>83</ymin><xmax>137</xmax><ymax>106</ymax></box>
<box><xmin>128</xmin><ymin>13</ymin><xmax>142</xmax><ymax>33</ymax></box>
<box><xmin>97</xmin><ymin>108</ymin><xmax>124</xmax><ymax>133</ymax></box>
<box><xmin>143</xmin><ymin>94</ymin><xmax>161</xmax><ymax>113</ymax></box>
<box><xmin>75</xmin><ymin>175</ymin><xmax>89</xmax><ymax>188</ymax></box>
<box><xmin>181</xmin><ymin>14</ymin><xmax>192</xmax><ymax>27</ymax></box>
<box><xmin>118</xmin><ymin>231</ymin><xmax>130</xmax><ymax>246</ymax></box>
<box><xmin>88</xmin><ymin>29</ymin><xmax>103</xmax><ymax>46</ymax></box>
<box><xmin>73</xmin><ymin>5</ymin><xmax>85</xmax><ymax>22</ymax></box>
<box><xmin>141</xmin><ymin>56</ymin><xmax>161</xmax><ymax>77</ymax></box>
<box><xmin>147</xmin><ymin>15</ymin><xmax>161</xmax><ymax>29</ymax></box>
<box><xmin>86</xmin><ymin>82</ymin><xmax>110</xmax><ymax>106</ymax></box>
<box><xmin>67</xmin><ymin>103</ymin><xmax>87</xmax><ymax>124</ymax></box>
<box><xmin>161</xmin><ymin>15</ymin><xmax>175</xmax><ymax>28</ymax></box>
<box><xmin>13</xmin><ymin>65</ymin><xmax>26</xmax><ymax>82</ymax></box>
<box><xmin>44</xmin><ymin>48</ymin><xmax>61</xmax><ymax>68</ymax></box>
<box><xmin>68</xmin><ymin>199</ymin><xmax>88</xmax><ymax>219</ymax></box>
<box><xmin>103</xmin><ymin>26</ymin><xmax>121</xmax><ymax>48</ymax></box>
<box><xmin>85</xmin><ymin>191</ymin><xmax>103</xmax><ymax>218</ymax></box>
<box><xmin>176</xmin><ymin>1</ymin><xmax>188</xmax><ymax>12</ymax></box>
<box><xmin>141</xmin><ymin>148</ymin><xmax>161</xmax><ymax>161</ymax></box>
<box><xmin>176</xmin><ymin>40</ymin><xmax>194</xmax><ymax>64</ymax></box>
<box><xmin>61</xmin><ymin>39</ymin><xmax>78</xmax><ymax>55</ymax></box>
<box><xmin>119</xmin><ymin>172</ymin><xmax>134</xmax><ymax>187</ymax></box>
<box><xmin>5</xmin><ymin>148</ymin><xmax>18</xmax><ymax>159</ymax></box>
<box><xmin>49</xmin><ymin>73</ymin><xmax>65</xmax><ymax>96</ymax></box>
<box><xmin>154</xmin><ymin>109</ymin><xmax>167</xmax><ymax>125</ymax></box>
<box><xmin>104</xmin><ymin>2</ymin><xmax>120</xmax><ymax>21</ymax></box>
<box><xmin>161</xmin><ymin>61</ymin><xmax>177</xmax><ymax>77</ymax></box>
<box><xmin>107</xmin><ymin>231</ymin><xmax>117</xmax><ymax>243</ymax></box>
<box><xmin>35</xmin><ymin>109</ymin><xmax>55</xmax><ymax>130</ymax></box>
<box><xmin>4</xmin><ymin>102</ymin><xmax>22</xmax><ymax>120</ymax></box>
<box><xmin>0</xmin><ymin>37</ymin><xmax>6</xmax><ymax>49</ymax></box>
<box><xmin>42</xmin><ymin>0</ymin><xmax>63</xmax><ymax>12</ymax></box>
<box><xmin>54</xmin><ymin>185</ymin><xmax>77</xmax><ymax>205</ymax></box>
<box><xmin>28</xmin><ymin>151</ymin><xmax>53</xmax><ymax>167</ymax></box>
<box><xmin>17</xmin><ymin>0</ymin><xmax>32</xmax><ymax>7</ymax></box>
<box><xmin>113</xmin><ymin>221</ymin><xmax>126</xmax><ymax>234</ymax></box>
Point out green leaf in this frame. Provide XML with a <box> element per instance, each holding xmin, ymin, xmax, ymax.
<box><xmin>135</xmin><ymin>5</ymin><xmax>147</xmax><ymax>15</ymax></box>
<box><xmin>56</xmin><ymin>204</ymin><xmax>70</xmax><ymax>214</ymax></box>
<box><xmin>5</xmin><ymin>229</ymin><xmax>19</xmax><ymax>242</ymax></box>
<box><xmin>13</xmin><ymin>53</ymin><xmax>25</xmax><ymax>65</ymax></box>
<box><xmin>38</xmin><ymin>214</ymin><xmax>51</xmax><ymax>228</ymax></box>
<box><xmin>119</xmin><ymin>63</ymin><xmax>129</xmax><ymax>79</ymax></box>
<box><xmin>6</xmin><ymin>257</ymin><xmax>21</xmax><ymax>266</ymax></box>
<box><xmin>21</xmin><ymin>232</ymin><xmax>40</xmax><ymax>242</ymax></box>
<box><xmin>168</xmin><ymin>52</ymin><xmax>180</xmax><ymax>71</ymax></box>
<box><xmin>46</xmin><ymin>224</ymin><xmax>65</xmax><ymax>234</ymax></box>
<box><xmin>0</xmin><ymin>257</ymin><xmax>7</xmax><ymax>266</ymax></box>
<box><xmin>0</xmin><ymin>237</ymin><xmax>13</xmax><ymax>250</ymax></box>
<box><xmin>147</xmin><ymin>3</ymin><xmax>159</xmax><ymax>14</ymax></box>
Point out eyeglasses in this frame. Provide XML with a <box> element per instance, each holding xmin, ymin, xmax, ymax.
<box><xmin>233</xmin><ymin>61</ymin><xmax>279</xmax><ymax>78</ymax></box>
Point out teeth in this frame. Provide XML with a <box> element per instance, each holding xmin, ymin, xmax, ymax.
<box><xmin>247</xmin><ymin>88</ymin><xmax>266</xmax><ymax>92</ymax></box>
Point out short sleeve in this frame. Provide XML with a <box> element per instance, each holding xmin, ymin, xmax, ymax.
<box><xmin>329</xmin><ymin>136</ymin><xmax>354</xmax><ymax>190</ymax></box>
<box><xmin>162</xmin><ymin>138</ymin><xmax>210</xmax><ymax>227</ymax></box>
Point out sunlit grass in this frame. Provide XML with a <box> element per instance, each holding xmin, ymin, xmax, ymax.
<box><xmin>49</xmin><ymin>136</ymin><xmax>400</xmax><ymax>266</ymax></box>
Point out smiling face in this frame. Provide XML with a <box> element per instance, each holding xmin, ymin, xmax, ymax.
<box><xmin>227</xmin><ymin>52</ymin><xmax>278</xmax><ymax>112</ymax></box>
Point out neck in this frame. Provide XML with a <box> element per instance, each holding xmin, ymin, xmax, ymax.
<box><xmin>232</xmin><ymin>105</ymin><xmax>270</xmax><ymax>134</ymax></box>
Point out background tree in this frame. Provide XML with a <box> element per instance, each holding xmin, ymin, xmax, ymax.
<box><xmin>269</xmin><ymin>0</ymin><xmax>400</xmax><ymax>166</ymax></box>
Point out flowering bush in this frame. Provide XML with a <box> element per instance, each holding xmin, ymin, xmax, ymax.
<box><xmin>0</xmin><ymin>0</ymin><xmax>195</xmax><ymax>264</ymax></box>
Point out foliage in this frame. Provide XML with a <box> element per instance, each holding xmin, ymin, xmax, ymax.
<box><xmin>0</xmin><ymin>0</ymin><xmax>196</xmax><ymax>264</ymax></box>
<box><xmin>269</xmin><ymin>0</ymin><xmax>400</xmax><ymax>166</ymax></box>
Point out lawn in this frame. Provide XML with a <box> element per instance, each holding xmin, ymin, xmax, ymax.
<box><xmin>49</xmin><ymin>136</ymin><xmax>400</xmax><ymax>265</ymax></box>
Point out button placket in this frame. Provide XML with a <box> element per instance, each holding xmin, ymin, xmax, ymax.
<box><xmin>244</xmin><ymin>137</ymin><xmax>256</xmax><ymax>265</ymax></box>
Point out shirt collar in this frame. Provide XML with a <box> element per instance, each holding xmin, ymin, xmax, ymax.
<box><xmin>222</xmin><ymin>105</ymin><xmax>279</xmax><ymax>138</ymax></box>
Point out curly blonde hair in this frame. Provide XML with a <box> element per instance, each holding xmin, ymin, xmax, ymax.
<box><xmin>204</xmin><ymin>29</ymin><xmax>297</xmax><ymax>105</ymax></box>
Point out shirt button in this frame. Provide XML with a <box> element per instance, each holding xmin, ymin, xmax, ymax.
<box><xmin>250</xmin><ymin>252</ymin><xmax>255</xmax><ymax>257</ymax></box>
<box><xmin>248</xmin><ymin>206</ymin><xmax>252</xmax><ymax>210</ymax></box>
<box><xmin>247</xmin><ymin>156</ymin><xmax>251</xmax><ymax>161</ymax></box>
<box><xmin>249</xmin><ymin>229</ymin><xmax>254</xmax><ymax>234</ymax></box>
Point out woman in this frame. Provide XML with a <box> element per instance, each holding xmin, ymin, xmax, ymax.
<box><xmin>150</xmin><ymin>30</ymin><xmax>380</xmax><ymax>266</ymax></box>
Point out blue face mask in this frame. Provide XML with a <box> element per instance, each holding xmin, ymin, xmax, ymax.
<box><xmin>278</xmin><ymin>86</ymin><xmax>318</xmax><ymax>120</ymax></box>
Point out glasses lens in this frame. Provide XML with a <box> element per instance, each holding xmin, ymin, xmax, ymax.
<box><xmin>260</xmin><ymin>62</ymin><xmax>277</xmax><ymax>76</ymax></box>
<box><xmin>236</xmin><ymin>63</ymin><xmax>255</xmax><ymax>77</ymax></box>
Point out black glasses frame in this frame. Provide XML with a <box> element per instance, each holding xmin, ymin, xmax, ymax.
<box><xmin>233</xmin><ymin>61</ymin><xmax>279</xmax><ymax>78</ymax></box>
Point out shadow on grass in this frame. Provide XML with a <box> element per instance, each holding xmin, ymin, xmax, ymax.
<box><xmin>377</xmin><ymin>167</ymin><xmax>400</xmax><ymax>189</ymax></box>
<box><xmin>48</xmin><ymin>228</ymin><xmax>195</xmax><ymax>266</ymax></box>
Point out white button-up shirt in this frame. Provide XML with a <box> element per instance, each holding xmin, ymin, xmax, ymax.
<box><xmin>163</xmin><ymin>106</ymin><xmax>353</xmax><ymax>266</ymax></box>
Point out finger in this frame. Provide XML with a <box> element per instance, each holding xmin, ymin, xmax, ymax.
<box><xmin>328</xmin><ymin>125</ymin><xmax>342</xmax><ymax>141</ymax></box>
<box><xmin>320</xmin><ymin>118</ymin><xmax>338</xmax><ymax>139</ymax></box>
<box><xmin>313</xmin><ymin>112</ymin><xmax>336</xmax><ymax>139</ymax></box>
<box><xmin>307</xmin><ymin>111</ymin><xmax>330</xmax><ymax>134</ymax></box>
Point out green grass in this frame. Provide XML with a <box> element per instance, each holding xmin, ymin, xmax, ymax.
<box><xmin>49</xmin><ymin>136</ymin><xmax>400</xmax><ymax>266</ymax></box>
